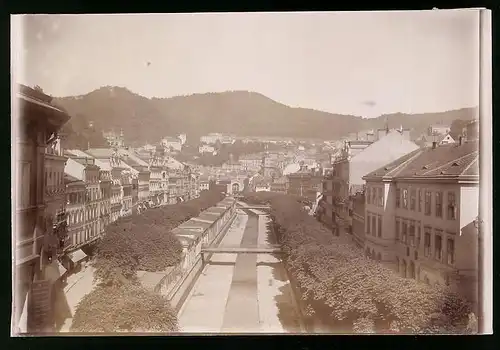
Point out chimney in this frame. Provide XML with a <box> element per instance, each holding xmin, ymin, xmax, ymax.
<box><xmin>432</xmin><ymin>141</ymin><xmax>437</xmax><ymax>149</ymax></box>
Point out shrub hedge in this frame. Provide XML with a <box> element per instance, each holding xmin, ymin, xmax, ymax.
<box><xmin>71</xmin><ymin>189</ymin><xmax>224</xmax><ymax>333</ymax></box>
<box><xmin>70</xmin><ymin>281</ymin><xmax>179</xmax><ymax>333</ymax></box>
<box><xmin>242</xmin><ymin>192</ymin><xmax>474</xmax><ymax>334</ymax></box>
<box><xmin>93</xmin><ymin>189</ymin><xmax>225</xmax><ymax>282</ymax></box>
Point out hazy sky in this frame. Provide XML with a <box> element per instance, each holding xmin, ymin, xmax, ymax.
<box><xmin>13</xmin><ymin>10</ymin><xmax>480</xmax><ymax>118</ymax></box>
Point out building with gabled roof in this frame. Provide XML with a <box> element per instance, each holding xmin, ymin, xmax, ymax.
<box><xmin>320</xmin><ymin>130</ymin><xmax>419</xmax><ymax>237</ymax></box>
<box><xmin>362</xmin><ymin>140</ymin><xmax>479</xmax><ymax>307</ymax></box>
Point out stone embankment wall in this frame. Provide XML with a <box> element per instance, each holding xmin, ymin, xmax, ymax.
<box><xmin>136</xmin><ymin>197</ymin><xmax>238</xmax><ymax>312</ymax></box>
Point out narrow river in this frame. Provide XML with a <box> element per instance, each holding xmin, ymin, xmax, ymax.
<box><xmin>178</xmin><ymin>209</ymin><xmax>304</xmax><ymax>333</ymax></box>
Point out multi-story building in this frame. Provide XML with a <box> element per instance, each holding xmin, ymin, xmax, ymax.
<box><xmin>464</xmin><ymin>119</ymin><xmax>479</xmax><ymax>142</ymax></box>
<box><xmin>239</xmin><ymin>153</ymin><xmax>262</xmax><ymax>173</ymax></box>
<box><xmin>428</xmin><ymin>124</ymin><xmax>451</xmax><ymax>136</ymax></box>
<box><xmin>146</xmin><ymin>148</ymin><xmax>165</xmax><ymax>207</ymax></box>
<box><xmin>351</xmin><ymin>192</ymin><xmax>365</xmax><ymax>248</ymax></box>
<box><xmin>189</xmin><ymin>172</ymin><xmax>200</xmax><ymax>199</ymax></box>
<box><xmin>199</xmin><ymin>144</ymin><xmax>216</xmax><ymax>154</ymax></box>
<box><xmin>64</xmin><ymin>156</ymin><xmax>102</xmax><ymax>248</ymax></box>
<box><xmin>161</xmin><ymin>136</ymin><xmax>182</xmax><ymax>152</ymax></box>
<box><xmin>63</xmin><ymin>174</ymin><xmax>86</xmax><ymax>251</ymax></box>
<box><xmin>14</xmin><ymin>85</ymin><xmax>71</xmax><ymax>333</ymax></box>
<box><xmin>83</xmin><ymin>148</ymin><xmax>133</xmax><ymax>218</ymax></box>
<box><xmin>320</xmin><ymin>130</ymin><xmax>419</xmax><ymax>237</ymax></box>
<box><xmin>97</xmin><ymin>168</ymin><xmax>112</xmax><ymax>234</ymax></box>
<box><xmin>102</xmin><ymin>129</ymin><xmax>125</xmax><ymax>149</ymax></box>
<box><xmin>43</xmin><ymin>134</ymin><xmax>69</xmax><ymax>259</ymax></box>
<box><xmin>270</xmin><ymin>176</ymin><xmax>288</xmax><ymax>194</ymax></box>
<box><xmin>362</xmin><ymin>139</ymin><xmax>479</xmax><ymax>306</ymax></box>
<box><xmin>287</xmin><ymin>163</ymin><xmax>323</xmax><ymax>203</ymax></box>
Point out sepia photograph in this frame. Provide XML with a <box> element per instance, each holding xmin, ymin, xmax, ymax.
<box><xmin>10</xmin><ymin>9</ymin><xmax>492</xmax><ymax>336</ymax></box>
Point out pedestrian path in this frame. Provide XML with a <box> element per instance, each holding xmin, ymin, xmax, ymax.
<box><xmin>178</xmin><ymin>214</ymin><xmax>247</xmax><ymax>332</ymax></box>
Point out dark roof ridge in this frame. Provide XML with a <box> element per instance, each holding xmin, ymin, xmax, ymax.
<box><xmin>459</xmin><ymin>154</ymin><xmax>479</xmax><ymax>176</ymax></box>
<box><xmin>421</xmin><ymin>150</ymin><xmax>478</xmax><ymax>176</ymax></box>
<box><xmin>385</xmin><ymin>149</ymin><xmax>424</xmax><ymax>178</ymax></box>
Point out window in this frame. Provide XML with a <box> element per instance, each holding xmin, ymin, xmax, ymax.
<box><xmin>434</xmin><ymin>231</ymin><xmax>443</xmax><ymax>261</ymax></box>
<box><xmin>377</xmin><ymin>216</ymin><xmax>382</xmax><ymax>238</ymax></box>
<box><xmin>418</xmin><ymin>189</ymin><xmax>422</xmax><ymax>212</ymax></box>
<box><xmin>377</xmin><ymin>253</ymin><xmax>381</xmax><ymax>261</ymax></box>
<box><xmin>410</xmin><ymin>189</ymin><xmax>416</xmax><ymax>210</ymax></box>
<box><xmin>424</xmin><ymin>228</ymin><xmax>431</xmax><ymax>256</ymax></box>
<box><xmin>378</xmin><ymin>188</ymin><xmax>383</xmax><ymax>206</ymax></box>
<box><xmin>396</xmin><ymin>188</ymin><xmax>401</xmax><ymax>208</ymax></box>
<box><xmin>395</xmin><ymin>219</ymin><xmax>400</xmax><ymax>240</ymax></box>
<box><xmin>402</xmin><ymin>189</ymin><xmax>408</xmax><ymax>209</ymax></box>
<box><xmin>371</xmin><ymin>188</ymin><xmax>376</xmax><ymax>205</ymax></box>
<box><xmin>402</xmin><ymin>260</ymin><xmax>407</xmax><ymax>278</ymax></box>
<box><xmin>447</xmin><ymin>192</ymin><xmax>457</xmax><ymax>220</ymax></box>
<box><xmin>402</xmin><ymin>221</ymin><xmax>408</xmax><ymax>243</ymax></box>
<box><xmin>447</xmin><ymin>238</ymin><xmax>455</xmax><ymax>265</ymax></box>
<box><xmin>416</xmin><ymin>225</ymin><xmax>421</xmax><ymax>247</ymax></box>
<box><xmin>424</xmin><ymin>190</ymin><xmax>432</xmax><ymax>215</ymax></box>
<box><xmin>372</xmin><ymin>215</ymin><xmax>376</xmax><ymax>237</ymax></box>
<box><xmin>366</xmin><ymin>213</ymin><xmax>371</xmax><ymax>235</ymax></box>
<box><xmin>20</xmin><ymin>163</ymin><xmax>31</xmax><ymax>208</ymax></box>
<box><xmin>435</xmin><ymin>192</ymin><xmax>443</xmax><ymax>218</ymax></box>
<box><xmin>396</xmin><ymin>257</ymin><xmax>400</xmax><ymax>272</ymax></box>
<box><xmin>409</xmin><ymin>221</ymin><xmax>415</xmax><ymax>247</ymax></box>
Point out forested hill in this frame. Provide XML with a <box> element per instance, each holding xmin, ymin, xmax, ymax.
<box><xmin>53</xmin><ymin>86</ymin><xmax>477</xmax><ymax>146</ymax></box>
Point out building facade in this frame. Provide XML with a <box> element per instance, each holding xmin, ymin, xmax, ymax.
<box><xmin>14</xmin><ymin>85</ymin><xmax>71</xmax><ymax>333</ymax></box>
<box><xmin>362</xmin><ymin>140</ymin><xmax>479</xmax><ymax>306</ymax></box>
<box><xmin>320</xmin><ymin>130</ymin><xmax>419</xmax><ymax>238</ymax></box>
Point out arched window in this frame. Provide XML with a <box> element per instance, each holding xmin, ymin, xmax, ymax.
<box><xmin>377</xmin><ymin>253</ymin><xmax>382</xmax><ymax>262</ymax></box>
<box><xmin>395</xmin><ymin>257</ymin><xmax>400</xmax><ymax>272</ymax></box>
<box><xmin>402</xmin><ymin>260</ymin><xmax>407</xmax><ymax>278</ymax></box>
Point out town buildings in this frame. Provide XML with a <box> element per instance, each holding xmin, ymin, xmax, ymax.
<box><xmin>63</xmin><ymin>174</ymin><xmax>86</xmax><ymax>250</ymax></box>
<box><xmin>103</xmin><ymin>129</ymin><xmax>125</xmax><ymax>149</ymax></box>
<box><xmin>14</xmin><ymin>85</ymin><xmax>71</xmax><ymax>333</ymax></box>
<box><xmin>64</xmin><ymin>155</ymin><xmax>104</xmax><ymax>251</ymax></box>
<box><xmin>161</xmin><ymin>136</ymin><xmax>182</xmax><ymax>152</ymax></box>
<box><xmin>362</xmin><ymin>139</ymin><xmax>479</xmax><ymax>306</ymax></box>
<box><xmin>270</xmin><ymin>176</ymin><xmax>288</xmax><ymax>194</ymax></box>
<box><xmin>464</xmin><ymin>119</ymin><xmax>479</xmax><ymax>142</ymax></box>
<box><xmin>200</xmin><ymin>133</ymin><xmax>223</xmax><ymax>145</ymax></box>
<box><xmin>43</xmin><ymin>134</ymin><xmax>69</xmax><ymax>259</ymax></box>
<box><xmin>428</xmin><ymin>124</ymin><xmax>451</xmax><ymax>136</ymax></box>
<box><xmin>199</xmin><ymin>144</ymin><xmax>216</xmax><ymax>154</ymax></box>
<box><xmin>239</xmin><ymin>153</ymin><xmax>262</xmax><ymax>173</ymax></box>
<box><xmin>199</xmin><ymin>178</ymin><xmax>210</xmax><ymax>192</ymax></box>
<box><xmin>320</xmin><ymin>130</ymin><xmax>419</xmax><ymax>236</ymax></box>
<box><xmin>287</xmin><ymin>163</ymin><xmax>324</xmax><ymax>203</ymax></box>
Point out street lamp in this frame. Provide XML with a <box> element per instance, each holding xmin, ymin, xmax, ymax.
<box><xmin>473</xmin><ymin>215</ymin><xmax>483</xmax><ymax>333</ymax></box>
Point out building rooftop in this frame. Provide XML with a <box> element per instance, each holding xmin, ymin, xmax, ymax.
<box><xmin>363</xmin><ymin>141</ymin><xmax>479</xmax><ymax>180</ymax></box>
<box><xmin>64</xmin><ymin>173</ymin><xmax>85</xmax><ymax>186</ymax></box>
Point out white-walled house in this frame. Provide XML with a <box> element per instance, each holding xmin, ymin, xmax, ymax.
<box><xmin>362</xmin><ymin>139</ymin><xmax>479</xmax><ymax>305</ymax></box>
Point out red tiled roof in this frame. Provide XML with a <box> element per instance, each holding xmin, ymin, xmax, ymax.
<box><xmin>363</xmin><ymin>141</ymin><xmax>478</xmax><ymax>180</ymax></box>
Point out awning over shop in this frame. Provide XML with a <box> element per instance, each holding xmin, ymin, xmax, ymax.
<box><xmin>69</xmin><ymin>249</ymin><xmax>87</xmax><ymax>265</ymax></box>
